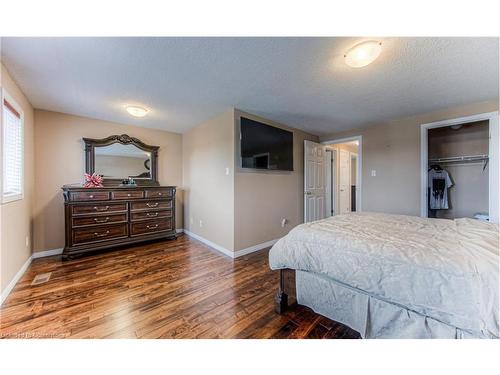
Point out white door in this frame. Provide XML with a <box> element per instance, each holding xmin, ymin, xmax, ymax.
<box><xmin>325</xmin><ymin>150</ymin><xmax>333</xmax><ymax>217</ymax></box>
<box><xmin>338</xmin><ymin>149</ymin><xmax>351</xmax><ymax>214</ymax></box>
<box><xmin>304</xmin><ymin>140</ymin><xmax>326</xmax><ymax>222</ymax></box>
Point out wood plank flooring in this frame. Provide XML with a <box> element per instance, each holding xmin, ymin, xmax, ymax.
<box><xmin>0</xmin><ymin>235</ymin><xmax>360</xmax><ymax>339</ymax></box>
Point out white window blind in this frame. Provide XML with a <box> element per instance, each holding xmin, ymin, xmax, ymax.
<box><xmin>2</xmin><ymin>98</ymin><xmax>24</xmax><ymax>202</ymax></box>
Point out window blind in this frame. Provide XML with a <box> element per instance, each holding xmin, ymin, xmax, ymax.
<box><xmin>2</xmin><ymin>98</ymin><xmax>23</xmax><ymax>200</ymax></box>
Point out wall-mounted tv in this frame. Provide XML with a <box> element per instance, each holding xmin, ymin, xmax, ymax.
<box><xmin>240</xmin><ymin>117</ymin><xmax>293</xmax><ymax>171</ymax></box>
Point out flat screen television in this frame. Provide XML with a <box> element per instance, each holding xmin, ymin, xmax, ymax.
<box><xmin>240</xmin><ymin>117</ymin><xmax>293</xmax><ymax>171</ymax></box>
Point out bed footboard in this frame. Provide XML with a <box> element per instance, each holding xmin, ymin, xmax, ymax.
<box><xmin>275</xmin><ymin>269</ymin><xmax>297</xmax><ymax>314</ymax></box>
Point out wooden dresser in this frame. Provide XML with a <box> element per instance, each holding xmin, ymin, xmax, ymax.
<box><xmin>62</xmin><ymin>185</ymin><xmax>176</xmax><ymax>259</ymax></box>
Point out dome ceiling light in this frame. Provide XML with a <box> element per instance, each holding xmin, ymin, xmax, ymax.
<box><xmin>344</xmin><ymin>41</ymin><xmax>382</xmax><ymax>68</ymax></box>
<box><xmin>126</xmin><ymin>105</ymin><xmax>149</xmax><ymax>117</ymax></box>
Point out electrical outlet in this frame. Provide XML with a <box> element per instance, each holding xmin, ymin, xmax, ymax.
<box><xmin>371</xmin><ymin>170</ymin><xmax>377</xmax><ymax>177</ymax></box>
<box><xmin>199</xmin><ymin>220</ymin><xmax>203</xmax><ymax>228</ymax></box>
<box><xmin>225</xmin><ymin>167</ymin><xmax>230</xmax><ymax>176</ymax></box>
<box><xmin>281</xmin><ymin>218</ymin><xmax>288</xmax><ymax>228</ymax></box>
<box><xmin>26</xmin><ymin>236</ymin><xmax>29</xmax><ymax>248</ymax></box>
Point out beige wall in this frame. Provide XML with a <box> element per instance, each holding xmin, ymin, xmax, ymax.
<box><xmin>182</xmin><ymin>109</ymin><xmax>235</xmax><ymax>251</ymax></box>
<box><xmin>33</xmin><ymin>110</ymin><xmax>183</xmax><ymax>253</ymax></box>
<box><xmin>428</xmin><ymin>121</ymin><xmax>489</xmax><ymax>219</ymax></box>
<box><xmin>320</xmin><ymin>100</ymin><xmax>499</xmax><ymax>216</ymax></box>
<box><xmin>1</xmin><ymin>63</ymin><xmax>35</xmax><ymax>294</ymax></box>
<box><xmin>234</xmin><ymin>110</ymin><xmax>318</xmax><ymax>251</ymax></box>
<box><xmin>182</xmin><ymin>108</ymin><xmax>318</xmax><ymax>253</ymax></box>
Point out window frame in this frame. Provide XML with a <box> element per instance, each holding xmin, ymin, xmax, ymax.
<box><xmin>1</xmin><ymin>88</ymin><xmax>25</xmax><ymax>204</ymax></box>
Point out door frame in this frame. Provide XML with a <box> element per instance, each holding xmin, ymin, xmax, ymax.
<box><xmin>350</xmin><ymin>152</ymin><xmax>359</xmax><ymax>211</ymax></box>
<box><xmin>420</xmin><ymin>111</ymin><xmax>499</xmax><ymax>223</ymax></box>
<box><xmin>324</xmin><ymin>149</ymin><xmax>333</xmax><ymax>217</ymax></box>
<box><xmin>321</xmin><ymin>135</ymin><xmax>363</xmax><ymax>212</ymax></box>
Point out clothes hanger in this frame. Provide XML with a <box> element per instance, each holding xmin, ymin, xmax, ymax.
<box><xmin>428</xmin><ymin>164</ymin><xmax>443</xmax><ymax>171</ymax></box>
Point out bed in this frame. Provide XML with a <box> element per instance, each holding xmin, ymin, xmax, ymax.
<box><xmin>269</xmin><ymin>212</ymin><xmax>499</xmax><ymax>339</ymax></box>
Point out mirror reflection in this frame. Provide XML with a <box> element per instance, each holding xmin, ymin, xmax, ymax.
<box><xmin>94</xmin><ymin>143</ymin><xmax>151</xmax><ymax>179</ymax></box>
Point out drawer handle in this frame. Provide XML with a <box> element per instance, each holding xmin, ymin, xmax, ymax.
<box><xmin>146</xmin><ymin>224</ymin><xmax>159</xmax><ymax>229</ymax></box>
<box><xmin>158</xmin><ymin>193</ymin><xmax>162</xmax><ymax>196</ymax></box>
<box><xmin>94</xmin><ymin>206</ymin><xmax>110</xmax><ymax>211</ymax></box>
<box><xmin>93</xmin><ymin>230</ymin><xmax>110</xmax><ymax>238</ymax></box>
<box><xmin>94</xmin><ymin>217</ymin><xmax>110</xmax><ymax>223</ymax></box>
<box><xmin>127</xmin><ymin>193</ymin><xmax>131</xmax><ymax>197</ymax></box>
<box><xmin>89</xmin><ymin>195</ymin><xmax>94</xmax><ymax>199</ymax></box>
<box><xmin>146</xmin><ymin>203</ymin><xmax>159</xmax><ymax>208</ymax></box>
<box><xmin>146</xmin><ymin>212</ymin><xmax>159</xmax><ymax>217</ymax></box>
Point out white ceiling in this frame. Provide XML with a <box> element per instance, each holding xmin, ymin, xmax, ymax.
<box><xmin>1</xmin><ymin>37</ymin><xmax>498</xmax><ymax>136</ymax></box>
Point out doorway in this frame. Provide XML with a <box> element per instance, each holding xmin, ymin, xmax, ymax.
<box><xmin>303</xmin><ymin>136</ymin><xmax>362</xmax><ymax>223</ymax></box>
<box><xmin>327</xmin><ymin>140</ymin><xmax>359</xmax><ymax>216</ymax></box>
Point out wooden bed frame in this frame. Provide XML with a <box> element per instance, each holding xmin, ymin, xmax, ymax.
<box><xmin>275</xmin><ymin>269</ymin><xmax>297</xmax><ymax>313</ymax></box>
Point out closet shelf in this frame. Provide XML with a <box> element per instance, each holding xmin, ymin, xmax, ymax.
<box><xmin>428</xmin><ymin>154</ymin><xmax>489</xmax><ymax>170</ymax></box>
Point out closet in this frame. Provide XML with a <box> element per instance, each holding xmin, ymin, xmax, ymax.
<box><xmin>427</xmin><ymin>120</ymin><xmax>489</xmax><ymax>220</ymax></box>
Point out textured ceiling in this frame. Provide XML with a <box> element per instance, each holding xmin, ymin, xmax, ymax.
<box><xmin>1</xmin><ymin>37</ymin><xmax>498</xmax><ymax>135</ymax></box>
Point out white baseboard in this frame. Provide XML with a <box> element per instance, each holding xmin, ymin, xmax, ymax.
<box><xmin>32</xmin><ymin>248</ymin><xmax>63</xmax><ymax>259</ymax></box>
<box><xmin>234</xmin><ymin>238</ymin><xmax>279</xmax><ymax>257</ymax></box>
<box><xmin>183</xmin><ymin>230</ymin><xmax>234</xmax><ymax>258</ymax></box>
<box><xmin>0</xmin><ymin>255</ymin><xmax>32</xmax><ymax>305</ymax></box>
<box><xmin>183</xmin><ymin>230</ymin><xmax>279</xmax><ymax>259</ymax></box>
<box><xmin>28</xmin><ymin>231</ymin><xmax>184</xmax><ymax>260</ymax></box>
<box><xmin>30</xmin><ymin>232</ymin><xmax>185</xmax><ymax>259</ymax></box>
<box><xmin>1</xmin><ymin>247</ymin><xmax>64</xmax><ymax>305</ymax></box>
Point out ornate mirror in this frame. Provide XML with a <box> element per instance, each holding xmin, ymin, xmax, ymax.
<box><xmin>84</xmin><ymin>134</ymin><xmax>159</xmax><ymax>186</ymax></box>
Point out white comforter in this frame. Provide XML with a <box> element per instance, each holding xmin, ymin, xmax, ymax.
<box><xmin>269</xmin><ymin>212</ymin><xmax>499</xmax><ymax>338</ymax></box>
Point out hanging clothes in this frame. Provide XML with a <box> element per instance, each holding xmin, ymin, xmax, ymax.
<box><xmin>428</xmin><ymin>168</ymin><xmax>453</xmax><ymax>209</ymax></box>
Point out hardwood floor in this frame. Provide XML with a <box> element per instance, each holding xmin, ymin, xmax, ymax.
<box><xmin>0</xmin><ymin>235</ymin><xmax>360</xmax><ymax>339</ymax></box>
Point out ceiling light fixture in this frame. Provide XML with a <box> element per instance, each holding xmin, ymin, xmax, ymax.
<box><xmin>126</xmin><ymin>105</ymin><xmax>149</xmax><ymax>117</ymax></box>
<box><xmin>344</xmin><ymin>41</ymin><xmax>382</xmax><ymax>68</ymax></box>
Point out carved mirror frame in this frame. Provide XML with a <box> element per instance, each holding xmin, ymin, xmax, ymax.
<box><xmin>83</xmin><ymin>134</ymin><xmax>159</xmax><ymax>186</ymax></box>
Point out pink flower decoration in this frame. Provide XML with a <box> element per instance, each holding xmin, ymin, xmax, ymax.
<box><xmin>83</xmin><ymin>173</ymin><xmax>104</xmax><ymax>188</ymax></box>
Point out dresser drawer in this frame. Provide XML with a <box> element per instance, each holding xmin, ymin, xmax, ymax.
<box><xmin>72</xmin><ymin>213</ymin><xmax>127</xmax><ymax>227</ymax></box>
<box><xmin>72</xmin><ymin>224</ymin><xmax>128</xmax><ymax>245</ymax></box>
<box><xmin>130</xmin><ymin>218</ymin><xmax>173</xmax><ymax>236</ymax></box>
<box><xmin>111</xmin><ymin>190</ymin><xmax>144</xmax><ymax>200</ymax></box>
<box><xmin>130</xmin><ymin>209</ymin><xmax>172</xmax><ymax>222</ymax></box>
<box><xmin>70</xmin><ymin>191</ymin><xmax>110</xmax><ymax>201</ymax></box>
<box><xmin>130</xmin><ymin>200</ymin><xmax>172</xmax><ymax>211</ymax></box>
<box><xmin>145</xmin><ymin>188</ymin><xmax>173</xmax><ymax>198</ymax></box>
<box><xmin>63</xmin><ymin>185</ymin><xmax>176</xmax><ymax>258</ymax></box>
<box><xmin>72</xmin><ymin>202</ymin><xmax>128</xmax><ymax>215</ymax></box>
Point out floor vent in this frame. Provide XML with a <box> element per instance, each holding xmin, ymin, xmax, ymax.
<box><xmin>31</xmin><ymin>272</ymin><xmax>52</xmax><ymax>286</ymax></box>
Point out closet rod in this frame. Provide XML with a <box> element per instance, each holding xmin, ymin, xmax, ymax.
<box><xmin>428</xmin><ymin>154</ymin><xmax>489</xmax><ymax>170</ymax></box>
<box><xmin>428</xmin><ymin>154</ymin><xmax>488</xmax><ymax>163</ymax></box>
